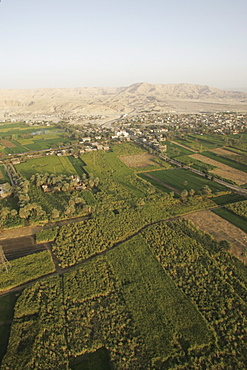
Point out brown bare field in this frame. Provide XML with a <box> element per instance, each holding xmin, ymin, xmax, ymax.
<box><xmin>189</xmin><ymin>153</ymin><xmax>247</xmax><ymax>185</ymax></box>
<box><xmin>119</xmin><ymin>153</ymin><xmax>159</xmax><ymax>168</ymax></box>
<box><xmin>209</xmin><ymin>147</ymin><xmax>238</xmax><ymax>156</ymax></box>
<box><xmin>0</xmin><ymin>139</ymin><xmax>16</xmax><ymax>148</ymax></box>
<box><xmin>0</xmin><ymin>170</ymin><xmax>3</xmax><ymax>179</ymax></box>
<box><xmin>183</xmin><ymin>210</ymin><xmax>247</xmax><ymax>263</ymax></box>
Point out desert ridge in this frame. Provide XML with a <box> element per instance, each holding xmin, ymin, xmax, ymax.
<box><xmin>0</xmin><ymin>82</ymin><xmax>247</xmax><ymax>119</ymax></box>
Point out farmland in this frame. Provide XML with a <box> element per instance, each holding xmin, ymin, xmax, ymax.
<box><xmin>139</xmin><ymin>168</ymin><xmax>226</xmax><ymax>194</ymax></box>
<box><xmin>1</xmin><ymin>122</ymin><xmax>247</xmax><ymax>369</ymax></box>
<box><xmin>2</xmin><ymin>220</ymin><xmax>247</xmax><ymax>369</ymax></box>
<box><xmin>16</xmin><ymin>155</ymin><xmax>78</xmax><ymax>179</ymax></box>
<box><xmin>0</xmin><ymin>122</ymin><xmax>72</xmax><ymax>156</ymax></box>
<box><xmin>189</xmin><ymin>153</ymin><xmax>247</xmax><ymax>185</ymax></box>
<box><xmin>0</xmin><ymin>251</ymin><xmax>55</xmax><ymax>291</ymax></box>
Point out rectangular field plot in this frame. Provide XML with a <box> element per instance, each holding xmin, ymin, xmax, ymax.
<box><xmin>201</xmin><ymin>151</ymin><xmax>247</xmax><ymax>173</ymax></box>
<box><xmin>107</xmin><ymin>235</ymin><xmax>211</xmax><ymax>357</ymax></box>
<box><xmin>212</xmin><ymin>207</ymin><xmax>247</xmax><ymax>233</ymax></box>
<box><xmin>166</xmin><ymin>141</ymin><xmax>195</xmax><ymax>157</ymax></box>
<box><xmin>16</xmin><ymin>155</ymin><xmax>78</xmax><ymax>179</ymax></box>
<box><xmin>0</xmin><ymin>251</ymin><xmax>55</xmax><ymax>291</ymax></box>
<box><xmin>140</xmin><ymin>168</ymin><xmax>226</xmax><ymax>194</ymax></box>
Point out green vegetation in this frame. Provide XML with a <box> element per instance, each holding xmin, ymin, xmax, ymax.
<box><xmin>225</xmin><ymin>199</ymin><xmax>247</xmax><ymax>219</ymax></box>
<box><xmin>141</xmin><ymin>219</ymin><xmax>247</xmax><ymax>368</ymax></box>
<box><xmin>67</xmin><ymin>155</ymin><xmax>87</xmax><ymax>177</ymax></box>
<box><xmin>141</xmin><ymin>168</ymin><xmax>226</xmax><ymax>194</ymax></box>
<box><xmin>16</xmin><ymin>155</ymin><xmax>78</xmax><ymax>179</ymax></box>
<box><xmin>166</xmin><ymin>141</ymin><xmax>195</xmax><ymax>157</ymax></box>
<box><xmin>107</xmin><ymin>235</ymin><xmax>211</xmax><ymax>358</ymax></box>
<box><xmin>212</xmin><ymin>207</ymin><xmax>247</xmax><ymax>233</ymax></box>
<box><xmin>211</xmin><ymin>192</ymin><xmax>246</xmax><ymax>206</ymax></box>
<box><xmin>0</xmin><ymin>293</ymin><xmax>17</xmax><ymax>365</ymax></box>
<box><xmin>36</xmin><ymin>228</ymin><xmax>59</xmax><ymax>243</ymax></box>
<box><xmin>0</xmin><ymin>122</ymin><xmax>74</xmax><ymax>155</ymax></box>
<box><xmin>202</xmin><ymin>150</ymin><xmax>247</xmax><ymax>173</ymax></box>
<box><xmin>70</xmin><ymin>347</ymin><xmax>111</xmax><ymax>370</ymax></box>
<box><xmin>111</xmin><ymin>142</ymin><xmax>145</xmax><ymax>156</ymax></box>
<box><xmin>3</xmin><ymin>219</ymin><xmax>247</xmax><ymax>369</ymax></box>
<box><xmin>173</xmin><ymin>133</ymin><xmax>225</xmax><ymax>151</ymax></box>
<box><xmin>0</xmin><ymin>166</ymin><xmax>9</xmax><ymax>184</ymax></box>
<box><xmin>0</xmin><ymin>251</ymin><xmax>55</xmax><ymax>291</ymax></box>
<box><xmin>1</xmin><ymin>127</ymin><xmax>247</xmax><ymax>368</ymax></box>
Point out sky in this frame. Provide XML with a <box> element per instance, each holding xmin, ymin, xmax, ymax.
<box><xmin>0</xmin><ymin>0</ymin><xmax>247</xmax><ymax>90</ymax></box>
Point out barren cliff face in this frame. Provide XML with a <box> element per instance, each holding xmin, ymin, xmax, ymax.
<box><xmin>1</xmin><ymin>83</ymin><xmax>247</xmax><ymax>120</ymax></box>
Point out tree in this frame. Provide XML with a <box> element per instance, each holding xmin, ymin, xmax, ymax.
<box><xmin>189</xmin><ymin>189</ymin><xmax>195</xmax><ymax>197</ymax></box>
<box><xmin>51</xmin><ymin>208</ymin><xmax>60</xmax><ymax>219</ymax></box>
<box><xmin>180</xmin><ymin>189</ymin><xmax>188</xmax><ymax>202</ymax></box>
<box><xmin>202</xmin><ymin>185</ymin><xmax>212</xmax><ymax>196</ymax></box>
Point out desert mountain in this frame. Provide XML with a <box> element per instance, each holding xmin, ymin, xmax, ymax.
<box><xmin>1</xmin><ymin>83</ymin><xmax>247</xmax><ymax>120</ymax></box>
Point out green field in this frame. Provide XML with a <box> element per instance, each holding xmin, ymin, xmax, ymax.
<box><xmin>0</xmin><ymin>251</ymin><xmax>55</xmax><ymax>291</ymax></box>
<box><xmin>16</xmin><ymin>155</ymin><xmax>78</xmax><ymax>179</ymax></box>
<box><xmin>0</xmin><ymin>122</ymin><xmax>73</xmax><ymax>155</ymax></box>
<box><xmin>0</xmin><ymin>166</ymin><xmax>9</xmax><ymax>184</ymax></box>
<box><xmin>140</xmin><ymin>168</ymin><xmax>226</xmax><ymax>194</ymax></box>
<box><xmin>67</xmin><ymin>155</ymin><xmax>87</xmax><ymax>177</ymax></box>
<box><xmin>212</xmin><ymin>193</ymin><xmax>246</xmax><ymax>206</ymax></box>
<box><xmin>212</xmin><ymin>207</ymin><xmax>247</xmax><ymax>233</ymax></box>
<box><xmin>202</xmin><ymin>150</ymin><xmax>247</xmax><ymax>173</ymax></box>
<box><xmin>107</xmin><ymin>235</ymin><xmax>211</xmax><ymax>357</ymax></box>
<box><xmin>166</xmin><ymin>141</ymin><xmax>195</xmax><ymax>157</ymax></box>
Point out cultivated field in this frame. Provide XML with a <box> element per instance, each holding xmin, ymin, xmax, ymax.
<box><xmin>141</xmin><ymin>168</ymin><xmax>226</xmax><ymax>194</ymax></box>
<box><xmin>209</xmin><ymin>147</ymin><xmax>238</xmax><ymax>156</ymax></box>
<box><xmin>183</xmin><ymin>210</ymin><xmax>247</xmax><ymax>262</ymax></box>
<box><xmin>16</xmin><ymin>155</ymin><xmax>78</xmax><ymax>179</ymax></box>
<box><xmin>0</xmin><ymin>140</ymin><xmax>16</xmax><ymax>148</ymax></box>
<box><xmin>189</xmin><ymin>153</ymin><xmax>247</xmax><ymax>185</ymax></box>
<box><xmin>119</xmin><ymin>153</ymin><xmax>158</xmax><ymax>168</ymax></box>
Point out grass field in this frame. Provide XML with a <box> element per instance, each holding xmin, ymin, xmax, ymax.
<box><xmin>107</xmin><ymin>235</ymin><xmax>211</xmax><ymax>357</ymax></box>
<box><xmin>141</xmin><ymin>168</ymin><xmax>226</xmax><ymax>194</ymax></box>
<box><xmin>16</xmin><ymin>155</ymin><xmax>78</xmax><ymax>179</ymax></box>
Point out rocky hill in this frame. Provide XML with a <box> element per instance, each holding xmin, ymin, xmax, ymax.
<box><xmin>1</xmin><ymin>83</ymin><xmax>247</xmax><ymax>121</ymax></box>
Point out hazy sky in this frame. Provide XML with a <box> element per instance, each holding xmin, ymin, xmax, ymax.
<box><xmin>0</xmin><ymin>0</ymin><xmax>246</xmax><ymax>89</ymax></box>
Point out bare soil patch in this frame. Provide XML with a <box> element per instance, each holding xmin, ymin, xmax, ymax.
<box><xmin>0</xmin><ymin>170</ymin><xmax>3</xmax><ymax>179</ymax></box>
<box><xmin>0</xmin><ymin>140</ymin><xmax>16</xmax><ymax>148</ymax></box>
<box><xmin>0</xmin><ymin>236</ymin><xmax>46</xmax><ymax>261</ymax></box>
<box><xmin>119</xmin><ymin>153</ymin><xmax>159</xmax><ymax>168</ymax></box>
<box><xmin>209</xmin><ymin>147</ymin><xmax>238</xmax><ymax>156</ymax></box>
<box><xmin>183</xmin><ymin>210</ymin><xmax>247</xmax><ymax>263</ymax></box>
<box><xmin>189</xmin><ymin>153</ymin><xmax>247</xmax><ymax>185</ymax></box>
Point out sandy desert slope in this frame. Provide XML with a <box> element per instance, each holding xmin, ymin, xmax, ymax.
<box><xmin>0</xmin><ymin>82</ymin><xmax>247</xmax><ymax>120</ymax></box>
